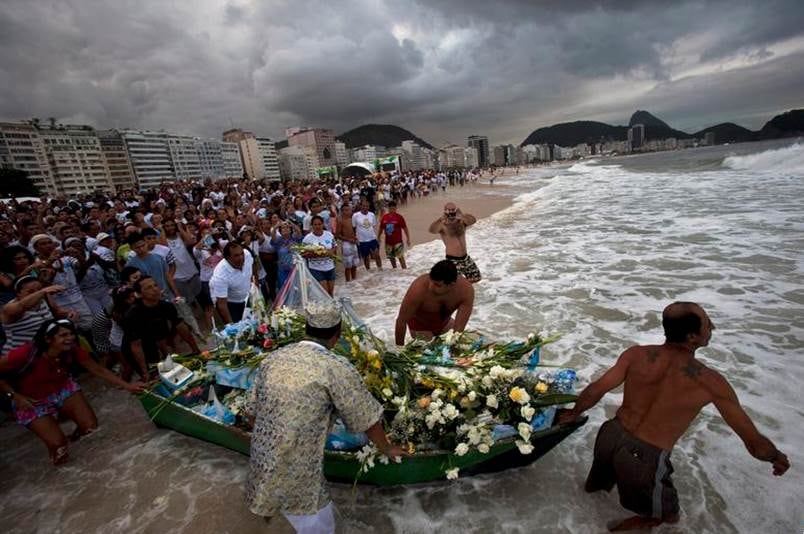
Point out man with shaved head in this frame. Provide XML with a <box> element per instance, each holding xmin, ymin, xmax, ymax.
<box><xmin>559</xmin><ymin>302</ymin><xmax>789</xmax><ymax>531</ymax></box>
<box><xmin>428</xmin><ymin>202</ymin><xmax>481</xmax><ymax>283</ymax></box>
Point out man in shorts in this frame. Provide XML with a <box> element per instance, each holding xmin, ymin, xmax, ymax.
<box><xmin>377</xmin><ymin>201</ymin><xmax>411</xmax><ymax>269</ymax></box>
<box><xmin>428</xmin><ymin>202</ymin><xmax>481</xmax><ymax>283</ymax></box>
<box><xmin>559</xmin><ymin>302</ymin><xmax>790</xmax><ymax>531</ymax></box>
<box><xmin>336</xmin><ymin>204</ymin><xmax>360</xmax><ymax>282</ymax></box>
<box><xmin>352</xmin><ymin>198</ymin><xmax>381</xmax><ymax>270</ymax></box>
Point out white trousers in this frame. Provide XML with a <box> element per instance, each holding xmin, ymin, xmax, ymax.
<box><xmin>284</xmin><ymin>503</ymin><xmax>335</xmax><ymax>534</ymax></box>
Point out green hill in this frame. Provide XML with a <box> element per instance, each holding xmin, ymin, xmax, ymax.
<box><xmin>759</xmin><ymin>109</ymin><xmax>804</xmax><ymax>139</ymax></box>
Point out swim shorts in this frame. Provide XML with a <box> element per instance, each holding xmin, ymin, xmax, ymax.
<box><xmin>310</xmin><ymin>268</ymin><xmax>336</xmax><ymax>282</ymax></box>
<box><xmin>385</xmin><ymin>242</ymin><xmax>404</xmax><ymax>259</ymax></box>
<box><xmin>446</xmin><ymin>254</ymin><xmax>482</xmax><ymax>283</ymax></box>
<box><xmin>13</xmin><ymin>378</ymin><xmax>81</xmax><ymax>427</ymax></box>
<box><xmin>585</xmin><ymin>418</ymin><xmax>679</xmax><ymax>520</ymax></box>
<box><xmin>342</xmin><ymin>242</ymin><xmax>360</xmax><ymax>268</ymax></box>
<box><xmin>358</xmin><ymin>240</ymin><xmax>379</xmax><ymax>258</ymax></box>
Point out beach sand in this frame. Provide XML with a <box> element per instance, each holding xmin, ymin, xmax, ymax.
<box><xmin>393</xmin><ymin>181</ymin><xmax>514</xmax><ymax>247</ymax></box>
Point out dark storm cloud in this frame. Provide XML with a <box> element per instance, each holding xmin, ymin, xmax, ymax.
<box><xmin>0</xmin><ymin>0</ymin><xmax>802</xmax><ymax>145</ymax></box>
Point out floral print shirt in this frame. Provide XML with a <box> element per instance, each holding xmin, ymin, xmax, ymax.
<box><xmin>244</xmin><ymin>340</ymin><xmax>383</xmax><ymax>516</ymax></box>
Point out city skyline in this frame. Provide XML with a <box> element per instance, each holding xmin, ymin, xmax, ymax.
<box><xmin>1</xmin><ymin>1</ymin><xmax>803</xmax><ymax>146</ymax></box>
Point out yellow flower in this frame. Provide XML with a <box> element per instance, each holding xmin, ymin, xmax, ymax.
<box><xmin>509</xmin><ymin>386</ymin><xmax>531</xmax><ymax>405</ymax></box>
<box><xmin>372</xmin><ymin>358</ymin><xmax>382</xmax><ymax>370</ymax></box>
<box><xmin>535</xmin><ymin>382</ymin><xmax>549</xmax><ymax>394</ymax></box>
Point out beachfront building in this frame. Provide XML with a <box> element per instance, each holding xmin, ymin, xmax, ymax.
<box><xmin>223</xmin><ymin>129</ymin><xmax>263</xmax><ymax>181</ymax></box>
<box><xmin>287</xmin><ymin>128</ymin><xmax>336</xmax><ymax>170</ymax></box>
<box><xmin>97</xmin><ymin>129</ymin><xmax>136</xmax><ymax>191</ymax></box>
<box><xmin>121</xmin><ymin>130</ymin><xmax>173</xmax><ymax>189</ymax></box>
<box><xmin>167</xmin><ymin>135</ymin><xmax>202</xmax><ymax>181</ymax></box>
<box><xmin>401</xmin><ymin>140</ymin><xmax>426</xmax><ymax>171</ymax></box>
<box><xmin>350</xmin><ymin>145</ymin><xmax>385</xmax><ymax>163</ymax></box>
<box><xmin>256</xmin><ymin>137</ymin><xmax>280</xmax><ymax>181</ymax></box>
<box><xmin>38</xmin><ymin>124</ymin><xmax>113</xmax><ymax>195</ymax></box>
<box><xmin>422</xmin><ymin>148</ymin><xmax>437</xmax><ymax>170</ymax></box>
<box><xmin>491</xmin><ymin>145</ymin><xmax>506</xmax><ymax>166</ymax></box>
<box><xmin>334</xmin><ymin>141</ymin><xmax>349</xmax><ymax>167</ymax></box>
<box><xmin>0</xmin><ymin>121</ymin><xmax>57</xmax><ymax>194</ymax></box>
<box><xmin>438</xmin><ymin>144</ymin><xmax>466</xmax><ymax>170</ymax></box>
<box><xmin>196</xmin><ymin>139</ymin><xmax>225</xmax><ymax>181</ymax></box>
<box><xmin>222</xmin><ymin>141</ymin><xmax>244</xmax><ymax>179</ymax></box>
<box><xmin>467</xmin><ymin>135</ymin><xmax>490</xmax><ymax>167</ymax></box>
<box><xmin>628</xmin><ymin>124</ymin><xmax>645</xmax><ymax>151</ymax></box>
<box><xmin>278</xmin><ymin>145</ymin><xmax>312</xmax><ymax>181</ymax></box>
<box><xmin>464</xmin><ymin>146</ymin><xmax>479</xmax><ymax>168</ymax></box>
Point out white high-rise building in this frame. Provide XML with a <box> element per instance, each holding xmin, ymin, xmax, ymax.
<box><xmin>97</xmin><ymin>129</ymin><xmax>136</xmax><ymax>191</ymax></box>
<box><xmin>196</xmin><ymin>139</ymin><xmax>225</xmax><ymax>181</ymax></box>
<box><xmin>167</xmin><ymin>135</ymin><xmax>201</xmax><ymax>181</ymax></box>
<box><xmin>39</xmin><ymin>124</ymin><xmax>113</xmax><ymax>195</ymax></box>
<box><xmin>256</xmin><ymin>137</ymin><xmax>280</xmax><ymax>181</ymax></box>
<box><xmin>438</xmin><ymin>144</ymin><xmax>466</xmax><ymax>170</ymax></box>
<box><xmin>222</xmin><ymin>142</ymin><xmax>244</xmax><ymax>179</ymax></box>
<box><xmin>464</xmin><ymin>146</ymin><xmax>479</xmax><ymax>168</ymax></box>
<box><xmin>278</xmin><ymin>145</ymin><xmax>313</xmax><ymax>181</ymax></box>
<box><xmin>334</xmin><ymin>141</ymin><xmax>349</xmax><ymax>167</ymax></box>
<box><xmin>350</xmin><ymin>145</ymin><xmax>385</xmax><ymax>163</ymax></box>
<box><xmin>401</xmin><ymin>140</ymin><xmax>425</xmax><ymax>171</ymax></box>
<box><xmin>0</xmin><ymin>121</ymin><xmax>56</xmax><ymax>193</ymax></box>
<box><xmin>121</xmin><ymin>130</ymin><xmax>173</xmax><ymax>189</ymax></box>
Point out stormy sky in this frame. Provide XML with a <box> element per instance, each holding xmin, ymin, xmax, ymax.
<box><xmin>1</xmin><ymin>0</ymin><xmax>803</xmax><ymax>145</ymax></box>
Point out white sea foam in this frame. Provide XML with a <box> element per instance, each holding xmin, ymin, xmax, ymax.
<box><xmin>722</xmin><ymin>141</ymin><xmax>804</xmax><ymax>174</ymax></box>
<box><xmin>339</xmin><ymin>140</ymin><xmax>804</xmax><ymax>533</ymax></box>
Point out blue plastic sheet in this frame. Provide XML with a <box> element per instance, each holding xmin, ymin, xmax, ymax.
<box><xmin>325</xmin><ymin>419</ymin><xmax>369</xmax><ymax>451</ymax></box>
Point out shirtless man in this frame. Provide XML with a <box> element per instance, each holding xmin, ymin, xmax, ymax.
<box><xmin>336</xmin><ymin>204</ymin><xmax>359</xmax><ymax>282</ymax></box>
<box><xmin>559</xmin><ymin>302</ymin><xmax>790</xmax><ymax>531</ymax></box>
<box><xmin>394</xmin><ymin>260</ymin><xmax>474</xmax><ymax>345</ymax></box>
<box><xmin>428</xmin><ymin>202</ymin><xmax>481</xmax><ymax>283</ymax></box>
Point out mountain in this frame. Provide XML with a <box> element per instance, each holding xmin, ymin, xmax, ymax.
<box><xmin>337</xmin><ymin>124</ymin><xmax>434</xmax><ymax>150</ymax></box>
<box><xmin>692</xmin><ymin>123</ymin><xmax>757</xmax><ymax>143</ymax></box>
<box><xmin>520</xmin><ymin>120</ymin><xmax>628</xmax><ymax>147</ymax></box>
<box><xmin>628</xmin><ymin>110</ymin><xmax>691</xmax><ymax>140</ymax></box>
<box><xmin>759</xmin><ymin>109</ymin><xmax>804</xmax><ymax>139</ymax></box>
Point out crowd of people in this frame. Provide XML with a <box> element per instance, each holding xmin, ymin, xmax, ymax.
<box><xmin>0</xmin><ymin>165</ymin><xmax>790</xmax><ymax>534</ymax></box>
<box><xmin>0</xmin><ymin>169</ymin><xmax>482</xmax><ymax>460</ymax></box>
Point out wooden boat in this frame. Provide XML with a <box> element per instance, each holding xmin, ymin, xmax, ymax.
<box><xmin>138</xmin><ymin>390</ymin><xmax>587</xmax><ymax>486</ymax></box>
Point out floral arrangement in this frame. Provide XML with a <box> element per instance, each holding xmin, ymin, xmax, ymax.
<box><xmin>150</xmin><ymin>306</ymin><xmax>578</xmax><ymax>481</ymax></box>
<box><xmin>291</xmin><ymin>243</ymin><xmax>331</xmax><ymax>258</ymax></box>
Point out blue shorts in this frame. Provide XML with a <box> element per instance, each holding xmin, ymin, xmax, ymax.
<box><xmin>358</xmin><ymin>240</ymin><xmax>379</xmax><ymax>258</ymax></box>
<box><xmin>310</xmin><ymin>268</ymin><xmax>336</xmax><ymax>282</ymax></box>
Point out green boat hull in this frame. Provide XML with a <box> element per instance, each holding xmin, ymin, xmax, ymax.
<box><xmin>139</xmin><ymin>391</ymin><xmax>586</xmax><ymax>486</ymax></box>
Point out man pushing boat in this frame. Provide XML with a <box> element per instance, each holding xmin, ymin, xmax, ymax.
<box><xmin>395</xmin><ymin>260</ymin><xmax>475</xmax><ymax>345</ymax></box>
<box><xmin>244</xmin><ymin>300</ymin><xmax>407</xmax><ymax>534</ymax></box>
<box><xmin>559</xmin><ymin>302</ymin><xmax>790</xmax><ymax>531</ymax></box>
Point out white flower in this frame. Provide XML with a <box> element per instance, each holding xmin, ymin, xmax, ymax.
<box><xmin>481</xmin><ymin>376</ymin><xmax>494</xmax><ymax>388</ymax></box>
<box><xmin>392</xmin><ymin>396</ymin><xmax>406</xmax><ymax>407</ymax></box>
<box><xmin>467</xmin><ymin>428</ymin><xmax>482</xmax><ymax>445</ymax></box>
<box><xmin>485</xmin><ymin>394</ymin><xmax>499</xmax><ymax>409</ymax></box>
<box><xmin>457</xmin><ymin>383</ymin><xmax>466</xmax><ymax>393</ymax></box>
<box><xmin>527</xmin><ymin>332</ymin><xmax>535</xmax><ymax>342</ymax></box>
<box><xmin>352</xmin><ymin>335</ymin><xmax>360</xmax><ymax>344</ymax></box>
<box><xmin>367</xmin><ymin>349</ymin><xmax>379</xmax><ymax>358</ymax></box>
<box><xmin>382</xmin><ymin>388</ymin><xmax>393</xmax><ymax>398</ymax></box>
<box><xmin>516</xmin><ymin>440</ymin><xmax>534</xmax><ymax>455</ymax></box>
<box><xmin>489</xmin><ymin>365</ymin><xmax>506</xmax><ymax>379</ymax></box>
<box><xmin>442</xmin><ymin>404</ymin><xmax>460</xmax><ymax>420</ymax></box>
<box><xmin>442</xmin><ymin>330</ymin><xmax>456</xmax><ymax>346</ymax></box>
<box><xmin>431</xmin><ymin>388</ymin><xmax>444</xmax><ymax>400</ymax></box>
<box><xmin>478</xmin><ymin>443</ymin><xmax>490</xmax><ymax>454</ymax></box>
<box><xmin>467</xmin><ymin>391</ymin><xmax>477</xmax><ymax>402</ymax></box>
<box><xmin>446</xmin><ymin>467</ymin><xmax>460</xmax><ymax>480</ymax></box>
<box><xmin>521</xmin><ymin>405</ymin><xmax>536</xmax><ymax>421</ymax></box>
<box><xmin>379</xmin><ymin>455</ymin><xmax>390</xmax><ymax>465</ymax></box>
<box><xmin>517</xmin><ymin>422</ymin><xmax>532</xmax><ymax>441</ymax></box>
<box><xmin>454</xmin><ymin>443</ymin><xmax>470</xmax><ymax>456</ymax></box>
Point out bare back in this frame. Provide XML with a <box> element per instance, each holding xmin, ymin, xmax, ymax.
<box><xmin>617</xmin><ymin>345</ymin><xmax>719</xmax><ymax>450</ymax></box>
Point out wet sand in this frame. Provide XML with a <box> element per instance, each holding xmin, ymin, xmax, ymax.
<box><xmin>0</xmin><ymin>177</ymin><xmax>519</xmax><ymax>534</ymax></box>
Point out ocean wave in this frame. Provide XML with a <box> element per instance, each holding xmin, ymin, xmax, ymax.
<box><xmin>722</xmin><ymin>142</ymin><xmax>804</xmax><ymax>174</ymax></box>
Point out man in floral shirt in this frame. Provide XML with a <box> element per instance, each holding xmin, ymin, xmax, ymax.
<box><xmin>244</xmin><ymin>301</ymin><xmax>407</xmax><ymax>533</ymax></box>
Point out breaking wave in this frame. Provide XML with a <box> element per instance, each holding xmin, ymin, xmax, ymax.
<box><xmin>722</xmin><ymin>142</ymin><xmax>804</xmax><ymax>175</ymax></box>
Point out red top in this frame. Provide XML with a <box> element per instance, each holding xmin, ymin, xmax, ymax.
<box><xmin>4</xmin><ymin>342</ymin><xmax>91</xmax><ymax>400</ymax></box>
<box><xmin>380</xmin><ymin>212</ymin><xmax>407</xmax><ymax>245</ymax></box>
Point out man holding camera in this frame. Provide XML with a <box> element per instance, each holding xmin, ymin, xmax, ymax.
<box><xmin>428</xmin><ymin>202</ymin><xmax>481</xmax><ymax>283</ymax></box>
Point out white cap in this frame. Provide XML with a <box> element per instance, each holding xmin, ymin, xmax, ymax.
<box><xmin>304</xmin><ymin>301</ymin><xmax>342</xmax><ymax>329</ymax></box>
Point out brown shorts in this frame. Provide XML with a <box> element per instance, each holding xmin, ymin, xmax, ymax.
<box><xmin>585</xmin><ymin>418</ymin><xmax>679</xmax><ymax>520</ymax></box>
